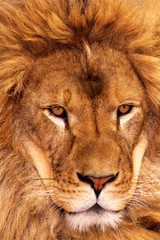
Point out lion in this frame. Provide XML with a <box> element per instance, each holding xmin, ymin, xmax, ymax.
<box><xmin>0</xmin><ymin>0</ymin><xmax>160</xmax><ymax>239</ymax></box>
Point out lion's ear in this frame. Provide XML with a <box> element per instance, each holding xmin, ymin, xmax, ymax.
<box><xmin>0</xmin><ymin>55</ymin><xmax>31</xmax><ymax>98</ymax></box>
<box><xmin>131</xmin><ymin>54</ymin><xmax>160</xmax><ymax>109</ymax></box>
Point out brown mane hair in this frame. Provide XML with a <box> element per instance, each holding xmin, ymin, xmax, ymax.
<box><xmin>0</xmin><ymin>0</ymin><xmax>160</xmax><ymax>103</ymax></box>
<box><xmin>0</xmin><ymin>0</ymin><xmax>160</xmax><ymax>239</ymax></box>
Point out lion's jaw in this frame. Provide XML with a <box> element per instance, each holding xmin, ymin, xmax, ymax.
<box><xmin>13</xmin><ymin>45</ymin><xmax>148</xmax><ymax>233</ymax></box>
<box><xmin>65</xmin><ymin>207</ymin><xmax>123</xmax><ymax>232</ymax></box>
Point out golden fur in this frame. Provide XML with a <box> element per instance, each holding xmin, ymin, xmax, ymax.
<box><xmin>1</xmin><ymin>0</ymin><xmax>160</xmax><ymax>239</ymax></box>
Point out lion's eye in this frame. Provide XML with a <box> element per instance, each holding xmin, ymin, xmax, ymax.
<box><xmin>49</xmin><ymin>105</ymin><xmax>67</xmax><ymax>118</ymax></box>
<box><xmin>118</xmin><ymin>104</ymin><xmax>133</xmax><ymax>116</ymax></box>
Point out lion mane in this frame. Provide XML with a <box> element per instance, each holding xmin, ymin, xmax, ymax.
<box><xmin>0</xmin><ymin>0</ymin><xmax>160</xmax><ymax>239</ymax></box>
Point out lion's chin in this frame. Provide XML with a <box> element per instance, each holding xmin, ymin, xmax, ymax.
<box><xmin>64</xmin><ymin>204</ymin><xmax>123</xmax><ymax>233</ymax></box>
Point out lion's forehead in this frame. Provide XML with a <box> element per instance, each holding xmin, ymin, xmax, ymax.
<box><xmin>29</xmin><ymin>44</ymin><xmax>145</xmax><ymax>110</ymax></box>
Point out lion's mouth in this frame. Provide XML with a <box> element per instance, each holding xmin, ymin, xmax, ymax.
<box><xmin>86</xmin><ymin>204</ymin><xmax>104</xmax><ymax>214</ymax></box>
<box><xmin>67</xmin><ymin>203</ymin><xmax>103</xmax><ymax>215</ymax></box>
<box><xmin>67</xmin><ymin>203</ymin><xmax>120</xmax><ymax>215</ymax></box>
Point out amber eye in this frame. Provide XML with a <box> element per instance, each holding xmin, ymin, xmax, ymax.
<box><xmin>50</xmin><ymin>105</ymin><xmax>66</xmax><ymax>118</ymax></box>
<box><xmin>118</xmin><ymin>104</ymin><xmax>133</xmax><ymax>116</ymax></box>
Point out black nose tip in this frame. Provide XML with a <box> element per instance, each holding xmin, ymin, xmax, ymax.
<box><xmin>77</xmin><ymin>172</ymin><xmax>119</xmax><ymax>197</ymax></box>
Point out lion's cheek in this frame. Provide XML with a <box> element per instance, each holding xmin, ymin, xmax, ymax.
<box><xmin>132</xmin><ymin>133</ymin><xmax>148</xmax><ymax>183</ymax></box>
<box><xmin>22</xmin><ymin>138</ymin><xmax>54</xmax><ymax>190</ymax></box>
<box><xmin>99</xmin><ymin>134</ymin><xmax>148</xmax><ymax>211</ymax></box>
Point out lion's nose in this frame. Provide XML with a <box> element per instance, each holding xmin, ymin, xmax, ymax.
<box><xmin>77</xmin><ymin>173</ymin><xmax>118</xmax><ymax>197</ymax></box>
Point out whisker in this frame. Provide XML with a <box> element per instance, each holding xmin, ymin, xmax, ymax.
<box><xmin>32</xmin><ymin>178</ymin><xmax>56</xmax><ymax>181</ymax></box>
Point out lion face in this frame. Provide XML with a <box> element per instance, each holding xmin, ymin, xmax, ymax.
<box><xmin>13</xmin><ymin>44</ymin><xmax>148</xmax><ymax>232</ymax></box>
